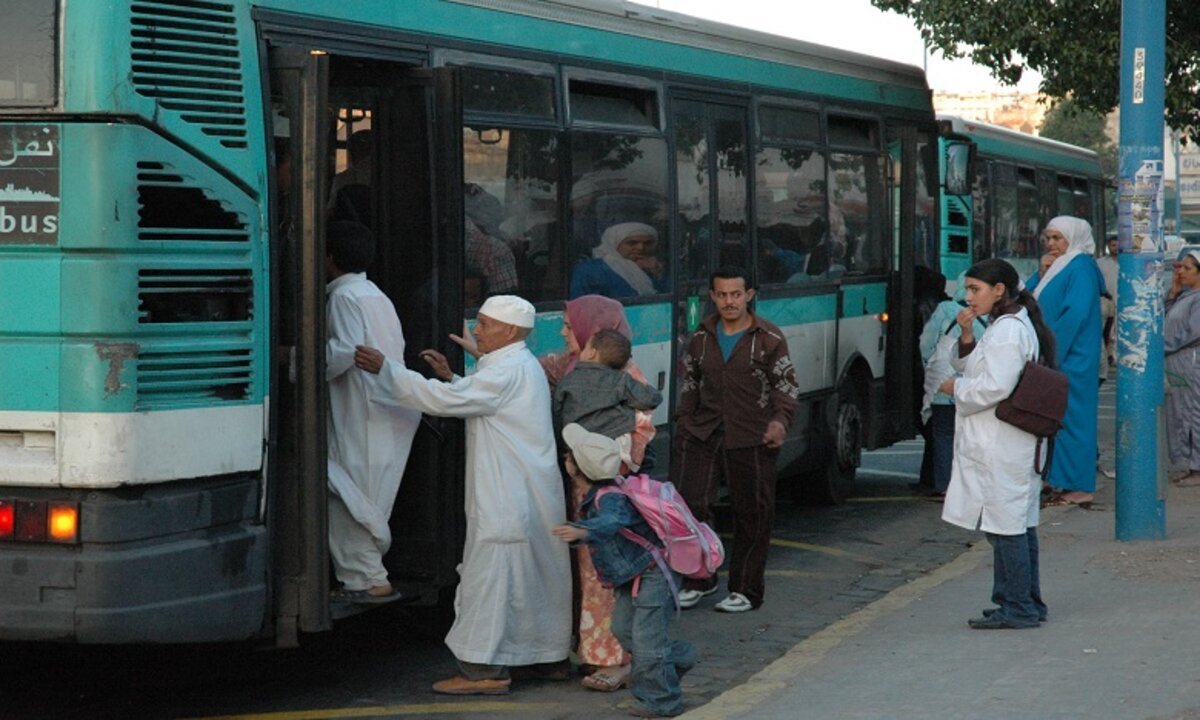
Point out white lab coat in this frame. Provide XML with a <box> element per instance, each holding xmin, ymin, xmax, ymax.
<box><xmin>941</xmin><ymin>310</ymin><xmax>1041</xmax><ymax>535</ymax></box>
<box><xmin>373</xmin><ymin>340</ymin><xmax>571</xmax><ymax>666</ymax></box>
<box><xmin>325</xmin><ymin>273</ymin><xmax>420</xmax><ymax>590</ymax></box>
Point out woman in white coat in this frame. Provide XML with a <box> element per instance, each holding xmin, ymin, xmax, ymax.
<box><xmin>937</xmin><ymin>259</ymin><xmax>1058</xmax><ymax>630</ymax></box>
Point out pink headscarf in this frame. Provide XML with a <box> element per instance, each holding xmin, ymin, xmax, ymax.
<box><xmin>564</xmin><ymin>294</ymin><xmax>632</xmax><ymax>373</ymax></box>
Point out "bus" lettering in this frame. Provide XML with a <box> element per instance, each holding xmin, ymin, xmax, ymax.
<box><xmin>0</xmin><ymin>206</ymin><xmax>58</xmax><ymax>235</ymax></box>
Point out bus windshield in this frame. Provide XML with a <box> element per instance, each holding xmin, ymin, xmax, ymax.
<box><xmin>1</xmin><ymin>0</ymin><xmax>56</xmax><ymax>107</ymax></box>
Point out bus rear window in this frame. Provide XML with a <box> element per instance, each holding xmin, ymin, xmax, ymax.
<box><xmin>1</xmin><ymin>0</ymin><xmax>57</xmax><ymax>107</ymax></box>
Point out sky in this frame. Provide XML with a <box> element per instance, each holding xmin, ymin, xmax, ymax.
<box><xmin>637</xmin><ymin>0</ymin><xmax>1043</xmax><ymax>95</ymax></box>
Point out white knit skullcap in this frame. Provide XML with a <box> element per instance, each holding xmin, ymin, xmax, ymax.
<box><xmin>479</xmin><ymin>294</ymin><xmax>535</xmax><ymax>328</ymax></box>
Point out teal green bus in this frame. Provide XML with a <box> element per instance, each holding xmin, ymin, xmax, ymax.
<box><xmin>0</xmin><ymin>0</ymin><xmax>939</xmax><ymax>643</ymax></box>
<box><xmin>937</xmin><ymin>114</ymin><xmax>1108</xmax><ymax>287</ymax></box>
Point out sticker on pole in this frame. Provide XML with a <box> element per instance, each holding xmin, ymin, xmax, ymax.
<box><xmin>1117</xmin><ymin>160</ymin><xmax>1162</xmax><ymax>254</ymax></box>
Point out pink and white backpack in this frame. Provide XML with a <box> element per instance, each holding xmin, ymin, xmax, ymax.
<box><xmin>595</xmin><ymin>474</ymin><xmax>725</xmax><ymax>580</ymax></box>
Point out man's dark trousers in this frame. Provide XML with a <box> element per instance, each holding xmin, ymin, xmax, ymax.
<box><xmin>674</xmin><ymin>430</ymin><xmax>777</xmax><ymax>609</ymax></box>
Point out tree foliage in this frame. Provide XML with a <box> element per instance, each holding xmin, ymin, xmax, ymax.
<box><xmin>1040</xmin><ymin>99</ymin><xmax>1118</xmax><ymax>180</ymax></box>
<box><xmin>871</xmin><ymin>0</ymin><xmax>1200</xmax><ymax>137</ymax></box>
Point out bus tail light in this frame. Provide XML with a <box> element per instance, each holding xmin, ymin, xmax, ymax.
<box><xmin>0</xmin><ymin>500</ymin><xmax>79</xmax><ymax>544</ymax></box>
<box><xmin>0</xmin><ymin>501</ymin><xmax>12</xmax><ymax>540</ymax></box>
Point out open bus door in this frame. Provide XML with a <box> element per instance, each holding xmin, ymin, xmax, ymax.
<box><xmin>267</xmin><ymin>45</ymin><xmax>331</xmax><ymax>646</ymax></box>
<box><xmin>372</xmin><ymin>66</ymin><xmax>466</xmax><ymax>607</ymax></box>
<box><xmin>267</xmin><ymin>48</ymin><xmax>466</xmax><ymax>645</ymax></box>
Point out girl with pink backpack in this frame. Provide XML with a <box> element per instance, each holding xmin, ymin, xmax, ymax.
<box><xmin>552</xmin><ymin>424</ymin><xmax>698</xmax><ymax>718</ymax></box>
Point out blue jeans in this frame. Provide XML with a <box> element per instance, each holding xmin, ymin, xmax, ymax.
<box><xmin>613</xmin><ymin>567</ymin><xmax>696</xmax><ymax>716</ymax></box>
<box><xmin>930</xmin><ymin>405</ymin><xmax>956</xmax><ymax>493</ymax></box>
<box><xmin>985</xmin><ymin>528</ymin><xmax>1046</xmax><ymax>627</ymax></box>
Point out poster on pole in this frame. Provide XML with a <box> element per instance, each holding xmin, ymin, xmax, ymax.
<box><xmin>1118</xmin><ymin>160</ymin><xmax>1162</xmax><ymax>253</ymax></box>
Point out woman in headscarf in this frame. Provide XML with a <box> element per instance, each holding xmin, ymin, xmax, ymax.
<box><xmin>1027</xmin><ymin>216</ymin><xmax>1104</xmax><ymax>506</ymax></box>
<box><xmin>569</xmin><ymin>223</ymin><xmax>668</xmax><ymax>299</ymax></box>
<box><xmin>539</xmin><ymin>295</ymin><xmax>656</xmax><ymax>691</ymax></box>
<box><xmin>1165</xmin><ymin>250</ymin><xmax>1200</xmax><ymax>486</ymax></box>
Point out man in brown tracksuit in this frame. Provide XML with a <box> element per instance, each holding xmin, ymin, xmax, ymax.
<box><xmin>674</xmin><ymin>266</ymin><xmax>799</xmax><ymax>613</ymax></box>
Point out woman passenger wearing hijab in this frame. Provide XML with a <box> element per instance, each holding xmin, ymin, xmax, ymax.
<box><xmin>538</xmin><ymin>295</ymin><xmax>657</xmax><ymax>691</ymax></box>
<box><xmin>1165</xmin><ymin>250</ymin><xmax>1200</xmax><ymax>486</ymax></box>
<box><xmin>570</xmin><ymin>223</ymin><xmax>669</xmax><ymax>299</ymax></box>
<box><xmin>1026</xmin><ymin>216</ymin><xmax>1104</xmax><ymax>507</ymax></box>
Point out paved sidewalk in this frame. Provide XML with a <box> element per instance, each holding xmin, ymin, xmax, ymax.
<box><xmin>683</xmin><ymin>475</ymin><xmax>1200</xmax><ymax>720</ymax></box>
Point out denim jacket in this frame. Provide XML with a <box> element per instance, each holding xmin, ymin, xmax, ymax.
<box><xmin>571</xmin><ymin>481</ymin><xmax>659</xmax><ymax>588</ymax></box>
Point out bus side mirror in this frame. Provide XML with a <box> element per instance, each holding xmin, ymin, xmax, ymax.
<box><xmin>944</xmin><ymin>142</ymin><xmax>974</xmax><ymax>197</ymax></box>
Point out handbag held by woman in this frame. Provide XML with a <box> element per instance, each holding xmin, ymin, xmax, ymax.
<box><xmin>994</xmin><ymin>360</ymin><xmax>1069</xmax><ymax>475</ymax></box>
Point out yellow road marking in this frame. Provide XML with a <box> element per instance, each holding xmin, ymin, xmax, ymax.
<box><xmin>680</xmin><ymin>543</ymin><xmax>989</xmax><ymax>719</ymax></box>
<box><xmin>185</xmin><ymin>702</ymin><xmax>568</xmax><ymax>720</ymax></box>
<box><xmin>767</xmin><ymin>537</ymin><xmax>879</xmax><ymax>565</ymax></box>
<box><xmin>721</xmin><ymin>534</ymin><xmax>880</xmax><ymax>565</ymax></box>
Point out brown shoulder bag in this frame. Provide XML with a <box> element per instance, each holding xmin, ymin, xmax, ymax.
<box><xmin>994</xmin><ymin>359</ymin><xmax>1069</xmax><ymax>475</ymax></box>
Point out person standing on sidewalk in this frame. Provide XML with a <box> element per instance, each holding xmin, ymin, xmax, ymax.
<box><xmin>938</xmin><ymin>259</ymin><xmax>1056</xmax><ymax>630</ymax></box>
<box><xmin>553</xmin><ymin>424</ymin><xmax>695</xmax><ymax>718</ymax></box>
<box><xmin>1164</xmin><ymin>250</ymin><xmax>1200</xmax><ymax>486</ymax></box>
<box><xmin>1027</xmin><ymin>217</ymin><xmax>1103</xmax><ymax>507</ymax></box>
<box><xmin>673</xmin><ymin>266</ymin><xmax>800</xmax><ymax>613</ymax></box>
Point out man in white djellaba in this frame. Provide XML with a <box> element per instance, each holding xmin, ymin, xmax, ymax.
<box><xmin>354</xmin><ymin>295</ymin><xmax>570</xmax><ymax>696</ymax></box>
<box><xmin>322</xmin><ymin>221</ymin><xmax>421</xmax><ymax>602</ymax></box>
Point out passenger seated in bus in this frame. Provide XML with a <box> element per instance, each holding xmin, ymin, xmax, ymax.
<box><xmin>759</xmin><ymin>239</ymin><xmax>805</xmax><ymax>283</ymax></box>
<box><xmin>464</xmin><ymin>268</ymin><xmax>488</xmax><ymax>310</ymax></box>
<box><xmin>323</xmin><ymin>220</ymin><xmax>421</xmax><ymax>603</ymax></box>
<box><xmin>329</xmin><ymin>129</ymin><xmax>373</xmax><ymax>226</ymax></box>
<box><xmin>570</xmin><ymin>222</ymin><xmax>669</xmax><ymax>299</ymax></box>
<box><xmin>465</xmin><ymin>184</ymin><xmax>519</xmax><ymax>294</ymax></box>
<box><xmin>551</xmin><ymin>329</ymin><xmax>662</xmax><ymax>473</ymax></box>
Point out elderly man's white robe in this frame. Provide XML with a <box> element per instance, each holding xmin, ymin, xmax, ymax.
<box><xmin>326</xmin><ymin>273</ymin><xmax>420</xmax><ymax>590</ymax></box>
<box><xmin>373</xmin><ymin>340</ymin><xmax>570</xmax><ymax>666</ymax></box>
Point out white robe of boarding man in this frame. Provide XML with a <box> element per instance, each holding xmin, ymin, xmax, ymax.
<box><xmin>364</xmin><ymin>295</ymin><xmax>570</xmax><ymax>678</ymax></box>
<box><xmin>326</xmin><ymin>272</ymin><xmax>420</xmax><ymax>592</ymax></box>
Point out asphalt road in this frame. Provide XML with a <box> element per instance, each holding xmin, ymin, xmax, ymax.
<box><xmin>0</xmin><ymin>439</ymin><xmax>979</xmax><ymax>720</ymax></box>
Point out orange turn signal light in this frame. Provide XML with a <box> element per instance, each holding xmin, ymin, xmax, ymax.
<box><xmin>48</xmin><ymin>503</ymin><xmax>78</xmax><ymax>543</ymax></box>
<box><xmin>878</xmin><ymin>312</ymin><xmax>890</xmax><ymax>323</ymax></box>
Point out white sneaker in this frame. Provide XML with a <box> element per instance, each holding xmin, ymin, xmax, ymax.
<box><xmin>677</xmin><ymin>586</ymin><xmax>718</xmax><ymax>609</ymax></box>
<box><xmin>713</xmin><ymin>592</ymin><xmax>754</xmax><ymax>613</ymax></box>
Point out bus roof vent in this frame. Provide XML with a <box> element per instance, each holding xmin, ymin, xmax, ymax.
<box><xmin>129</xmin><ymin>0</ymin><xmax>248</xmax><ymax>150</ymax></box>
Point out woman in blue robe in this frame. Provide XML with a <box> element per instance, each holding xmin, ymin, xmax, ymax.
<box><xmin>570</xmin><ymin>222</ymin><xmax>670</xmax><ymax>299</ymax></box>
<box><xmin>1026</xmin><ymin>216</ymin><xmax>1103</xmax><ymax>506</ymax></box>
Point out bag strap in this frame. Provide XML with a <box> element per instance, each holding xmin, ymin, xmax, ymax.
<box><xmin>617</xmin><ymin>527</ymin><xmax>681</xmax><ymax>612</ymax></box>
<box><xmin>590</xmin><ymin>486</ymin><xmax>682</xmax><ymax>611</ymax></box>
<box><xmin>1034</xmin><ymin>436</ymin><xmax>1056</xmax><ymax>477</ymax></box>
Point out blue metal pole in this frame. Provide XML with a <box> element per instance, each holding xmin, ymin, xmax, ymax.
<box><xmin>1174</xmin><ymin>132</ymin><xmax>1183</xmax><ymax>235</ymax></box>
<box><xmin>1115</xmin><ymin>0</ymin><xmax>1167</xmax><ymax>540</ymax></box>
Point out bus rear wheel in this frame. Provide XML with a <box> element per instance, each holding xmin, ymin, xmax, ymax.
<box><xmin>796</xmin><ymin>387</ymin><xmax>862</xmax><ymax>505</ymax></box>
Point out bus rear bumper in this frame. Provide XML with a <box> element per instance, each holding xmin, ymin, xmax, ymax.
<box><xmin>0</xmin><ymin>523</ymin><xmax>268</xmax><ymax>643</ymax></box>
<box><xmin>0</xmin><ymin>476</ymin><xmax>269</xmax><ymax>643</ymax></box>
